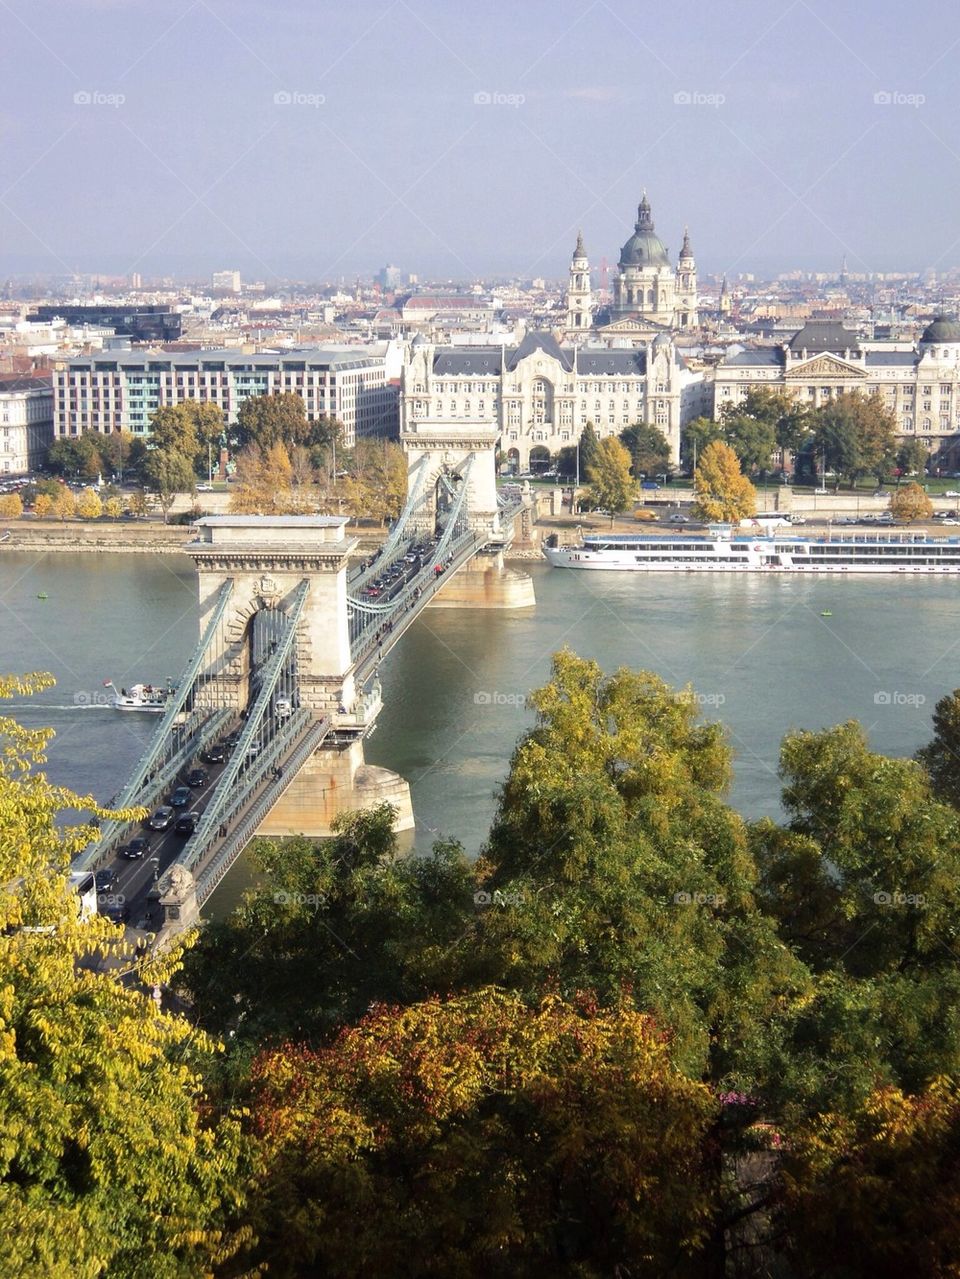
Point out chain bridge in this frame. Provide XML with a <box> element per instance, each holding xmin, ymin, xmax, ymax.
<box><xmin>73</xmin><ymin>425</ymin><xmax>534</xmax><ymax>942</ymax></box>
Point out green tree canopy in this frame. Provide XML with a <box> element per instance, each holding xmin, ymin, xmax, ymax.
<box><xmin>577</xmin><ymin>420</ymin><xmax>601</xmax><ymax>477</ymax></box>
<box><xmin>618</xmin><ymin>422</ymin><xmax>671</xmax><ymax>478</ymax></box>
<box><xmin>140</xmin><ymin>447</ymin><xmax>196</xmax><ymax>522</ymax></box>
<box><xmin>680</xmin><ymin>415</ymin><xmax>723</xmax><ymax>472</ymax></box>
<box><xmin>811</xmin><ymin>391</ymin><xmax>897</xmax><ymax>487</ymax></box>
<box><xmin>917</xmin><ymin>687</ymin><xmax>960</xmax><ymax>809</ymax></box>
<box><xmin>897</xmin><ymin>438</ymin><xmax>929</xmax><ymax>480</ymax></box>
<box><xmin>231</xmin><ymin>392</ymin><xmax>311</xmax><ymax>455</ymax></box>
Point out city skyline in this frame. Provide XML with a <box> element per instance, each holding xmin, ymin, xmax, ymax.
<box><xmin>3</xmin><ymin>0</ymin><xmax>960</xmax><ymax>281</ymax></box>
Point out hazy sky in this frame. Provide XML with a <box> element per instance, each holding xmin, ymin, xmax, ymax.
<box><xmin>3</xmin><ymin>0</ymin><xmax>960</xmax><ymax>282</ymax></box>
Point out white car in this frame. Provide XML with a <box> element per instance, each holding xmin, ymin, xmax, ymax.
<box><xmin>944</xmin><ymin>490</ymin><xmax>960</xmax><ymax>498</ymax></box>
<box><xmin>668</xmin><ymin>513</ymin><xmax>690</xmax><ymax>524</ymax></box>
<box><xmin>196</xmin><ymin>483</ymin><xmax>213</xmax><ymax>492</ymax></box>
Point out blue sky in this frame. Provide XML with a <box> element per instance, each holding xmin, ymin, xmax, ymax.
<box><xmin>2</xmin><ymin>0</ymin><xmax>959</xmax><ymax>281</ymax></box>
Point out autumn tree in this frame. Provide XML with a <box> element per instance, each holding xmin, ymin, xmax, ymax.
<box><xmin>245</xmin><ymin>990</ymin><xmax>720</xmax><ymax>1279</ymax></box>
<box><xmin>584</xmin><ymin>435</ymin><xmax>635</xmax><ymax>523</ymax></box>
<box><xmin>32</xmin><ymin>493</ymin><xmax>53</xmax><ymax>518</ymax></box>
<box><xmin>0</xmin><ymin>675</ymin><xmax>253</xmax><ymax>1276</ymax></box>
<box><xmin>103</xmin><ymin>495</ymin><xmax>123</xmax><ymax>519</ymax></box>
<box><xmin>51</xmin><ymin>486</ymin><xmax>75</xmax><ymax>521</ymax></box>
<box><xmin>228</xmin><ymin>441</ymin><xmax>295</xmax><ymax>515</ymax></box>
<box><xmin>619</xmin><ymin>422</ymin><xmax>671</xmax><ymax>478</ymax></box>
<box><xmin>74</xmin><ymin>486</ymin><xmax>103</xmax><ymax>520</ymax></box>
<box><xmin>342</xmin><ymin>441</ymin><xmax>408</xmax><ymax>525</ymax></box>
<box><xmin>0</xmin><ymin>493</ymin><xmax>22</xmax><ymax>518</ymax></box>
<box><xmin>680</xmin><ymin>415</ymin><xmax>723</xmax><ymax>472</ymax></box>
<box><xmin>692</xmin><ymin>439</ymin><xmax>757</xmax><ymax>522</ymax></box>
<box><xmin>147</xmin><ymin>403</ymin><xmax>200</xmax><ymax>462</ymax></box>
<box><xmin>890</xmin><ymin>480</ymin><xmax>933</xmax><ymax>522</ymax></box>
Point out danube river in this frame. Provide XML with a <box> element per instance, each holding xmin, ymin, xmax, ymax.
<box><xmin>1</xmin><ymin>551</ymin><xmax>957</xmax><ymax>912</ymax></box>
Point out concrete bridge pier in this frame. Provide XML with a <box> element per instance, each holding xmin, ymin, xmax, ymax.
<box><xmin>428</xmin><ymin>548</ymin><xmax>536</xmax><ymax>609</ymax></box>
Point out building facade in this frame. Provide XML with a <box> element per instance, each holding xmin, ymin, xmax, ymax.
<box><xmin>54</xmin><ymin>349</ymin><xmax>398</xmax><ymax>449</ymax></box>
<box><xmin>28</xmin><ymin>305</ymin><xmax>182</xmax><ymax>343</ymax></box>
<box><xmin>401</xmin><ymin>331</ymin><xmax>705</xmax><ymax>471</ymax></box>
<box><xmin>0</xmin><ymin>376</ymin><xmax>54</xmax><ymax>473</ymax></box>
<box><xmin>713</xmin><ymin>317</ymin><xmax>960</xmax><ymax>467</ymax></box>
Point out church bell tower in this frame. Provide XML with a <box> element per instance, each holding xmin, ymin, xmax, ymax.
<box><xmin>565</xmin><ymin>230</ymin><xmax>593</xmax><ymax>332</ymax></box>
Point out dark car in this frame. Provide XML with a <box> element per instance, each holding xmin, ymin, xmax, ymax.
<box><xmin>147</xmin><ymin>806</ymin><xmax>175</xmax><ymax>831</ymax></box>
<box><xmin>202</xmin><ymin>744</ymin><xmax>226</xmax><ymax>764</ymax></box>
<box><xmin>100</xmin><ymin>901</ymin><xmax>130</xmax><ymax>924</ymax></box>
<box><xmin>174</xmin><ymin>811</ymin><xmax>200</xmax><ymax>836</ymax></box>
<box><xmin>122</xmin><ymin>835</ymin><xmax>150</xmax><ymax>858</ymax></box>
<box><xmin>185</xmin><ymin>768</ymin><xmax>208</xmax><ymax>788</ymax></box>
<box><xmin>95</xmin><ymin>868</ymin><xmax>117</xmax><ymax>892</ymax></box>
<box><xmin>169</xmin><ymin>786</ymin><xmax>191</xmax><ymax>808</ymax></box>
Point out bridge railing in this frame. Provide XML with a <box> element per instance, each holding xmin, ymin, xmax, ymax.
<box><xmin>182</xmin><ymin>581</ymin><xmax>309</xmax><ymax>867</ymax></box>
<box><xmin>193</xmin><ymin>713</ymin><xmax>332</xmax><ymax>906</ymax></box>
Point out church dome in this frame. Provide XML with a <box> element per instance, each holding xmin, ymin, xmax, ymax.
<box><xmin>921</xmin><ymin>315</ymin><xmax>960</xmax><ymax>344</ymax></box>
<box><xmin>619</xmin><ymin>193</ymin><xmax>670</xmax><ymax>268</ymax></box>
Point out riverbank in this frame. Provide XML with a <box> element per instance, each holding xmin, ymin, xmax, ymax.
<box><xmin>0</xmin><ymin>521</ymin><xmax>394</xmax><ymax>555</ymax></box>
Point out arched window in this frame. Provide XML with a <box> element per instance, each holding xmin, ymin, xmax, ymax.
<box><xmin>647</xmin><ymin>288</ymin><xmax>655</xmax><ymax>305</ymax></box>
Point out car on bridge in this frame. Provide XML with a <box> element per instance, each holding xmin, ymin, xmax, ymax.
<box><xmin>95</xmin><ymin>868</ymin><xmax>117</xmax><ymax>892</ymax></box>
<box><xmin>202</xmin><ymin>743</ymin><xmax>226</xmax><ymax>764</ymax></box>
<box><xmin>100</xmin><ymin>900</ymin><xmax>130</xmax><ymax>924</ymax></box>
<box><xmin>170</xmin><ymin>785</ymin><xmax>192</xmax><ymax>808</ymax></box>
<box><xmin>122</xmin><ymin>835</ymin><xmax>150</xmax><ymax>858</ymax></box>
<box><xmin>175</xmin><ymin>811</ymin><xmax>200</xmax><ymax>836</ymax></box>
<box><xmin>185</xmin><ymin>768</ymin><xmax>208</xmax><ymax>788</ymax></box>
<box><xmin>147</xmin><ymin>806</ymin><xmax>175</xmax><ymax>831</ymax></box>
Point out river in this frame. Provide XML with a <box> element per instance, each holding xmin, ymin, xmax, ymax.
<box><xmin>0</xmin><ymin>552</ymin><xmax>956</xmax><ymax>914</ymax></box>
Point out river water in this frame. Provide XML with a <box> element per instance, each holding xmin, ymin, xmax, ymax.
<box><xmin>1</xmin><ymin>552</ymin><xmax>956</xmax><ymax>914</ymax></box>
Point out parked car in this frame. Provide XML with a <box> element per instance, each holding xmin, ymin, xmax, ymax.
<box><xmin>122</xmin><ymin>835</ymin><xmax>150</xmax><ymax>858</ymax></box>
<box><xmin>147</xmin><ymin>806</ymin><xmax>174</xmax><ymax>831</ymax></box>
<box><xmin>668</xmin><ymin>513</ymin><xmax>690</xmax><ymax>524</ymax></box>
<box><xmin>174</xmin><ymin>811</ymin><xmax>200</xmax><ymax>836</ymax></box>
<box><xmin>196</xmin><ymin>483</ymin><xmax>213</xmax><ymax>492</ymax></box>
<box><xmin>945</xmin><ymin>490</ymin><xmax>960</xmax><ymax>498</ymax></box>
<box><xmin>641</xmin><ymin>481</ymin><xmax>661</xmax><ymax>491</ymax></box>
<box><xmin>169</xmin><ymin>785</ymin><xmax>192</xmax><ymax>808</ymax></box>
<box><xmin>185</xmin><ymin>768</ymin><xmax>208</xmax><ymax>788</ymax></box>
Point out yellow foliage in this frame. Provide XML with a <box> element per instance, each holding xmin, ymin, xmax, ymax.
<box><xmin>692</xmin><ymin>440</ymin><xmax>757</xmax><ymax>522</ymax></box>
<box><xmin>32</xmin><ymin>494</ymin><xmax>53</xmax><ymax>518</ymax></box>
<box><xmin>0</xmin><ymin>493</ymin><xmax>22</xmax><ymax>518</ymax></box>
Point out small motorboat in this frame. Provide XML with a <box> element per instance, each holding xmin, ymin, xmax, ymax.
<box><xmin>103</xmin><ymin>680</ymin><xmax>173</xmax><ymax>713</ymax></box>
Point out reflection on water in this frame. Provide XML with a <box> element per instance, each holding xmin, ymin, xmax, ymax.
<box><xmin>1</xmin><ymin>553</ymin><xmax>957</xmax><ymax>915</ymax></box>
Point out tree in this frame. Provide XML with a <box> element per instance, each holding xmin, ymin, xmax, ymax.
<box><xmin>680</xmin><ymin>415</ymin><xmax>723</xmax><ymax>473</ymax></box>
<box><xmin>577</xmin><ymin>420</ymin><xmax>601</xmax><ymax>478</ymax></box>
<box><xmin>692</xmin><ymin>440</ymin><xmax>757</xmax><ymax>522</ymax></box>
<box><xmin>246</xmin><ymin>991</ymin><xmax>720</xmax><ymax>1279</ymax></box>
<box><xmin>890</xmin><ymin>480</ymin><xmax>933</xmax><ymax>522</ymax></box>
<box><xmin>619</xmin><ymin>422</ymin><xmax>671</xmax><ymax>479</ymax></box>
<box><xmin>178</xmin><ymin>803</ymin><xmax>476</xmax><ymax>1049</ymax></box>
<box><xmin>95</xmin><ymin>429</ymin><xmax>138</xmax><ymax>479</ymax></box>
<box><xmin>897</xmin><ymin>438</ymin><xmax>929</xmax><ymax>482</ymax></box>
<box><xmin>0</xmin><ymin>675</ymin><xmax>252</xmax><ymax>1276</ymax></box>
<box><xmin>74</xmin><ymin>487</ymin><xmax>103</xmax><ymax>520</ymax></box>
<box><xmin>721</xmin><ymin>412</ymin><xmax>777</xmax><ymax>475</ymax></box>
<box><xmin>341</xmin><ymin>441</ymin><xmax>408</xmax><ymax>525</ymax></box>
<box><xmin>147</xmin><ymin>404</ymin><xmax>199</xmax><ymax>462</ymax></box>
<box><xmin>32</xmin><ymin>493</ymin><xmax>53</xmax><ymax>518</ymax></box>
<box><xmin>127</xmin><ymin>489</ymin><xmax>149</xmax><ymax>518</ymax></box>
<box><xmin>51</xmin><ymin>487</ymin><xmax>75</xmax><ymax>521</ymax></box>
<box><xmin>228</xmin><ymin>441</ymin><xmax>295</xmax><ymax>515</ymax></box>
<box><xmin>811</xmin><ymin>391</ymin><xmax>897</xmax><ymax>488</ymax></box>
<box><xmin>775</xmin><ymin>1078</ymin><xmax>960</xmax><ymax>1275</ymax></box>
<box><xmin>232</xmin><ymin>392</ymin><xmax>311</xmax><ymax>455</ymax></box>
<box><xmin>140</xmin><ymin>448</ymin><xmax>195</xmax><ymax>523</ymax></box>
<box><xmin>46</xmin><ymin>433</ymin><xmax>101</xmax><ymax>480</ymax></box>
<box><xmin>103</xmin><ymin>495</ymin><xmax>123</xmax><ymax>519</ymax></box>
<box><xmin>0</xmin><ymin>493</ymin><xmax>22</xmax><ymax>518</ymax></box>
<box><xmin>916</xmin><ymin>688</ymin><xmax>960</xmax><ymax>809</ymax></box>
<box><xmin>584</xmin><ymin>436</ymin><xmax>635</xmax><ymax>523</ymax></box>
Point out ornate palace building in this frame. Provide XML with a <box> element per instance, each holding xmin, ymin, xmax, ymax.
<box><xmin>564</xmin><ymin>193</ymin><xmax>699</xmax><ymax>338</ymax></box>
<box><xmin>400</xmin><ymin>331</ymin><xmax>707</xmax><ymax>472</ymax></box>
<box><xmin>713</xmin><ymin>317</ymin><xmax>960</xmax><ymax>467</ymax></box>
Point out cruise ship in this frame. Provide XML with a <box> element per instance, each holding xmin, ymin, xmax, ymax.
<box><xmin>542</xmin><ymin>529</ymin><xmax>960</xmax><ymax>573</ymax></box>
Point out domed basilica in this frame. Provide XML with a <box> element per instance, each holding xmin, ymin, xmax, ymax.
<box><xmin>564</xmin><ymin>192</ymin><xmax>699</xmax><ymax>337</ymax></box>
